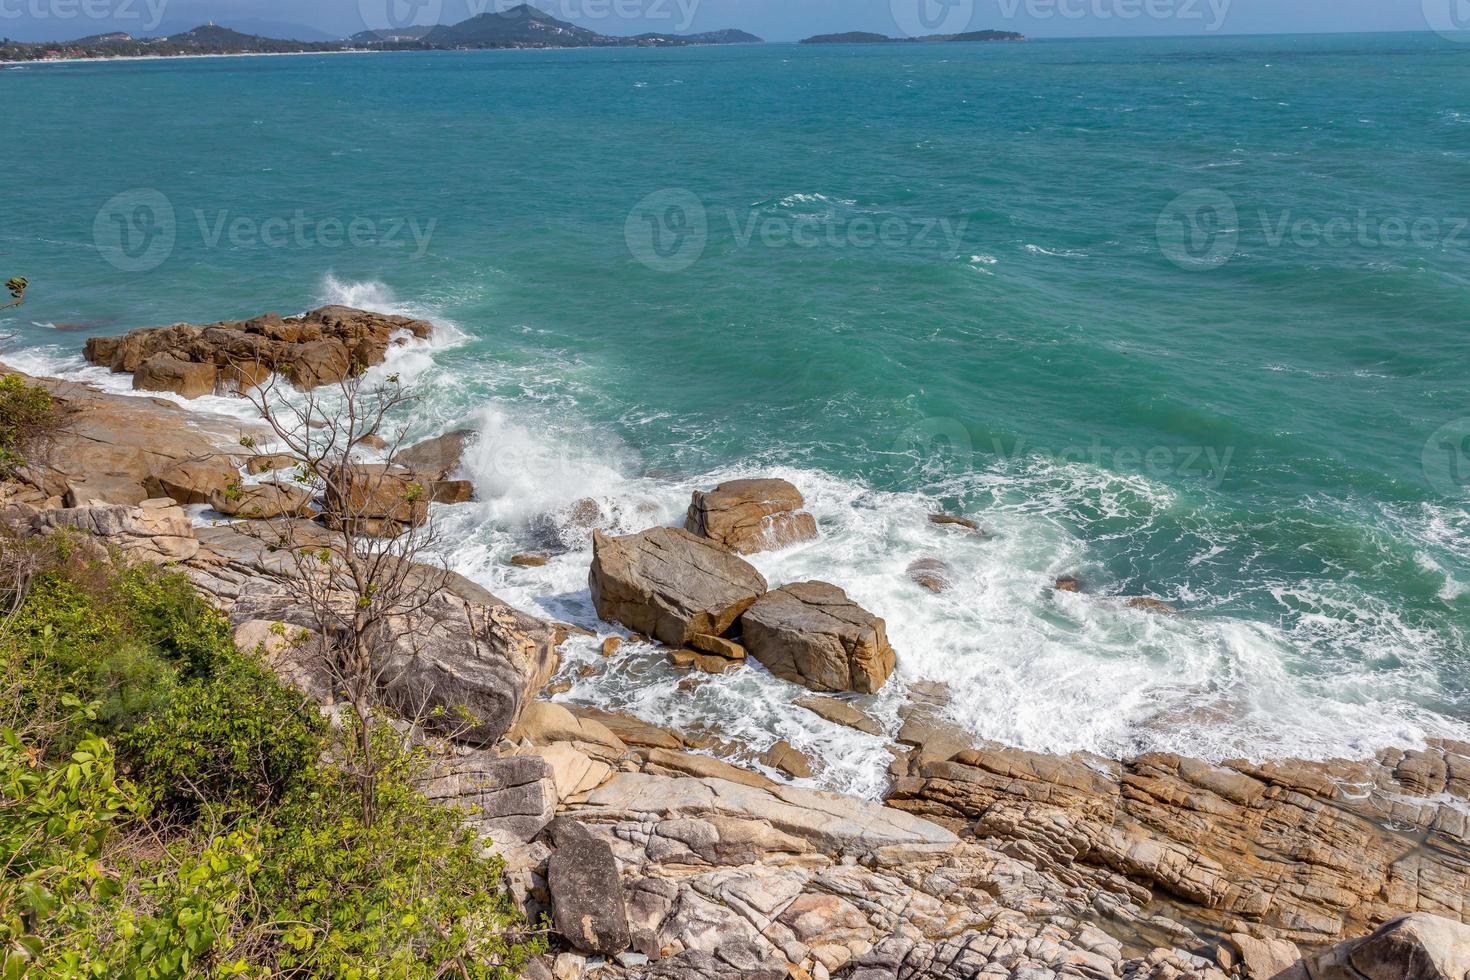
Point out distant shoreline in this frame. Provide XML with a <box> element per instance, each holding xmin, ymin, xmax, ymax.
<box><xmin>0</xmin><ymin>48</ymin><xmax>384</xmax><ymax>67</ymax></box>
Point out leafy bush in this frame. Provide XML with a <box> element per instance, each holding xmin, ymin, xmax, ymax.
<box><xmin>124</xmin><ymin>652</ymin><xmax>320</xmax><ymax>816</ymax></box>
<box><xmin>0</xmin><ymin>375</ymin><xmax>62</xmax><ymax>479</ymax></box>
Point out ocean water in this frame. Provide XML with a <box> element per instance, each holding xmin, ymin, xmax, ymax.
<box><xmin>3</xmin><ymin>34</ymin><xmax>1469</xmax><ymax>795</ymax></box>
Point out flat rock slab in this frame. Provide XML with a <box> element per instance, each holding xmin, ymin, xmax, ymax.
<box><xmin>795</xmin><ymin>696</ymin><xmax>883</xmax><ymax>737</ymax></box>
<box><xmin>685</xmin><ymin>478</ymin><xmax>819</xmax><ymax>554</ymax></box>
<box><xmin>589</xmin><ymin>526</ymin><xmax>767</xmax><ymax>647</ymax></box>
<box><xmin>741</xmin><ymin>581</ymin><xmax>897</xmax><ymax>694</ymax></box>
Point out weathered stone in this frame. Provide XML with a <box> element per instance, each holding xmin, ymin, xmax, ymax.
<box><xmin>1308</xmin><ymin>914</ymin><xmax>1470</xmax><ymax>980</ymax></box>
<box><xmin>322</xmin><ymin>463</ymin><xmax>428</xmax><ymax>533</ymax></box>
<box><xmin>906</xmin><ymin>558</ymin><xmax>953</xmax><ymax>594</ymax></box>
<box><xmin>1055</xmin><ymin>576</ymin><xmax>1084</xmax><ymax>593</ymax></box>
<box><xmin>133</xmin><ymin>353</ymin><xmax>218</xmax><ymax>399</ymax></box>
<box><xmin>740</xmin><ymin>582</ymin><xmax>896</xmax><ymax>694</ymax></box>
<box><xmin>209</xmin><ymin>482</ymin><xmax>317</xmax><ymax>519</ymax></box>
<box><xmin>31</xmin><ymin>501</ymin><xmax>199</xmax><ymax>563</ymax></box>
<box><xmin>545</xmin><ymin>818</ymin><xmax>631</xmax><ymax>955</ymax></box>
<box><xmin>589</xmin><ymin>527</ymin><xmax>767</xmax><ymax>647</ymax></box>
<box><xmin>431</xmin><ymin>479</ymin><xmax>474</xmax><ymax>504</ymax></box>
<box><xmin>1127</xmin><ymin>597</ymin><xmax>1181</xmax><ymax>614</ymax></box>
<box><xmin>684</xmin><ymin>478</ymin><xmax>819</xmax><ymax>554</ymax></box>
<box><xmin>394</xmin><ymin>429</ymin><xmax>474</xmax><ymax>481</ymax></box>
<box><xmin>667</xmin><ymin>649</ymin><xmax>741</xmax><ymax>675</ymax></box>
<box><xmin>511</xmin><ymin>553</ymin><xmax>551</xmax><ymax>567</ymax></box>
<box><xmin>928</xmin><ymin>513</ymin><xmax>980</xmax><ymax>531</ymax></box>
<box><xmin>1228</xmin><ymin>933</ymin><xmax>1305</xmax><ymax>980</ymax></box>
<box><xmin>690</xmin><ymin>634</ymin><xmax>747</xmax><ymax>660</ymax></box>
<box><xmin>794</xmin><ymin>696</ymin><xmax>883</xmax><ymax>737</ymax></box>
<box><xmin>423</xmin><ymin>752</ymin><xmax>557</xmax><ymax>846</ymax></box>
<box><xmin>761</xmin><ymin>740</ymin><xmax>816</xmax><ymax>779</ymax></box>
<box><xmin>145</xmin><ymin>456</ymin><xmax>241</xmax><ymax>506</ymax></box>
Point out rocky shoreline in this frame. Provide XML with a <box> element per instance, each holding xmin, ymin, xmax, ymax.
<box><xmin>3</xmin><ymin>308</ymin><xmax>1467</xmax><ymax>980</ymax></box>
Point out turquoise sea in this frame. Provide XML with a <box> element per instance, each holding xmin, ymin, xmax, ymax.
<box><xmin>4</xmin><ymin>33</ymin><xmax>1469</xmax><ymax>792</ymax></box>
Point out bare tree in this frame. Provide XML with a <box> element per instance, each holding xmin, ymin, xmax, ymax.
<box><xmin>229</xmin><ymin>361</ymin><xmax>455</xmax><ymax>828</ymax></box>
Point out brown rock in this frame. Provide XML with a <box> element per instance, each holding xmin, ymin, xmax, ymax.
<box><xmin>1228</xmin><ymin>933</ymin><xmax>1305</xmax><ymax>980</ymax></box>
<box><xmin>740</xmin><ymin>582</ymin><xmax>896</xmax><ymax>694</ymax></box>
<box><xmin>133</xmin><ymin>353</ymin><xmax>218</xmax><ymax>399</ymax></box>
<box><xmin>685</xmin><ymin>478</ymin><xmax>819</xmax><ymax>554</ymax></box>
<box><xmin>929</xmin><ymin>513</ymin><xmax>981</xmax><ymax>531</ymax></box>
<box><xmin>209</xmin><ymin>482</ymin><xmax>317</xmax><ymax>519</ymax></box>
<box><xmin>395</xmin><ymin>429</ymin><xmax>474</xmax><ymax>481</ymax></box>
<box><xmin>145</xmin><ymin>456</ymin><xmax>240</xmax><ymax>506</ymax></box>
<box><xmin>601</xmin><ymin>637</ymin><xmax>623</xmax><ymax>657</ymax></box>
<box><xmin>760</xmin><ymin>740</ymin><xmax>815</xmax><ymax>779</ymax></box>
<box><xmin>589</xmin><ymin>526</ymin><xmax>767</xmax><ymax>647</ymax></box>
<box><xmin>667</xmin><ymin>649</ymin><xmax>740</xmax><ymax>675</ymax></box>
<box><xmin>794</xmin><ymin>696</ymin><xmax>883</xmax><ymax>737</ymax></box>
<box><xmin>322</xmin><ymin>463</ymin><xmax>428</xmax><ymax>534</ymax></box>
<box><xmin>512</xmin><ymin>553</ymin><xmax>551</xmax><ymax>567</ymax></box>
<box><xmin>1308</xmin><ymin>914</ymin><xmax>1470</xmax><ymax>980</ymax></box>
<box><xmin>906</xmin><ymin>558</ymin><xmax>953</xmax><ymax>594</ymax></box>
<box><xmin>690</xmin><ymin>634</ymin><xmax>747</xmax><ymax>660</ymax></box>
<box><xmin>1127</xmin><ymin>597</ymin><xmax>1180</xmax><ymax>615</ymax></box>
<box><xmin>1055</xmin><ymin>576</ymin><xmax>1084</xmax><ymax>593</ymax></box>
<box><xmin>283</xmin><ymin>339</ymin><xmax>352</xmax><ymax>390</ymax></box>
<box><xmin>244</xmin><ymin>453</ymin><xmax>298</xmax><ymax>475</ymax></box>
<box><xmin>431</xmin><ymin>479</ymin><xmax>474</xmax><ymax>504</ymax></box>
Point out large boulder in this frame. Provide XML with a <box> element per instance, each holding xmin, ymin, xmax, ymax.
<box><xmin>282</xmin><ymin>339</ymin><xmax>352</xmax><ymax>390</ymax></box>
<box><xmin>145</xmin><ymin>456</ymin><xmax>241</xmax><ymax>506</ymax></box>
<box><xmin>1308</xmin><ymin>914</ymin><xmax>1470</xmax><ymax>980</ymax></box>
<box><xmin>323</xmin><ymin>463</ymin><xmax>429</xmax><ymax>536</ymax></box>
<box><xmin>132</xmin><ymin>353</ymin><xmax>218</xmax><ymax>399</ymax></box>
<box><xmin>394</xmin><ymin>429</ymin><xmax>475</xmax><ymax>481</ymax></box>
<box><xmin>589</xmin><ymin>526</ymin><xmax>767</xmax><ymax>647</ymax></box>
<box><xmin>209</xmin><ymin>482</ymin><xmax>317</xmax><ymax>519</ymax></box>
<box><xmin>684</xmin><ymin>478</ymin><xmax>818</xmax><ymax>554</ymax></box>
<box><xmin>422</xmin><ymin>752</ymin><xmax>558</xmax><ymax>847</ymax></box>
<box><xmin>544</xmin><ymin>818</ymin><xmax>631</xmax><ymax>956</ymax></box>
<box><xmin>740</xmin><ymin>582</ymin><xmax>897</xmax><ymax>694</ymax></box>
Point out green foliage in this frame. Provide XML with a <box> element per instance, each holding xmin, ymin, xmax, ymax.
<box><xmin>123</xmin><ymin>652</ymin><xmax>319</xmax><ymax>816</ymax></box>
<box><xmin>0</xmin><ymin>732</ymin><xmax>137</xmax><ymax>979</ymax></box>
<box><xmin>0</xmin><ymin>553</ymin><xmax>541</xmax><ymax>979</ymax></box>
<box><xmin>253</xmin><ymin>735</ymin><xmax>543</xmax><ymax>979</ymax></box>
<box><xmin>0</xmin><ymin>375</ymin><xmax>60</xmax><ymax>478</ymax></box>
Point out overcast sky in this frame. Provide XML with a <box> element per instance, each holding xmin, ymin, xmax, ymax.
<box><xmin>0</xmin><ymin>0</ymin><xmax>1455</xmax><ymax>44</ymax></box>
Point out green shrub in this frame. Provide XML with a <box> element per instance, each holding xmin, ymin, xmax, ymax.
<box><xmin>124</xmin><ymin>652</ymin><xmax>320</xmax><ymax>816</ymax></box>
<box><xmin>0</xmin><ymin>375</ymin><xmax>61</xmax><ymax>479</ymax></box>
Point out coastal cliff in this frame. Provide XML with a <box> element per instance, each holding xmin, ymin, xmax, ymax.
<box><xmin>2</xmin><ymin>313</ymin><xmax>1468</xmax><ymax>979</ymax></box>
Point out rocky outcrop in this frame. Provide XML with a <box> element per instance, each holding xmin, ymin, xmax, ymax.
<box><xmin>322</xmin><ymin>463</ymin><xmax>429</xmax><ymax>536</ymax></box>
<box><xmin>740</xmin><ymin>582</ymin><xmax>897</xmax><ymax>694</ymax></box>
<box><xmin>886</xmin><ymin>739</ymin><xmax>1470</xmax><ymax>948</ymax></box>
<box><xmin>145</xmin><ymin>456</ymin><xmax>240</xmax><ymax>505</ymax></box>
<box><xmin>423</xmin><ymin>752</ymin><xmax>558</xmax><ymax>847</ymax></box>
<box><xmin>589</xmin><ymin>527</ymin><xmax>767</xmax><ymax>647</ymax></box>
<box><xmin>794</xmin><ymin>696</ymin><xmax>883</xmax><ymax>737</ymax></box>
<box><xmin>684</xmin><ymin>478</ymin><xmax>818</xmax><ymax>554</ymax></box>
<box><xmin>1</xmin><ymin>368</ymin><xmax>253</xmax><ymax>506</ymax></box>
<box><xmin>30</xmin><ymin>499</ymin><xmax>199</xmax><ymax>563</ymax></box>
<box><xmin>83</xmin><ymin>306</ymin><xmax>433</xmax><ymax>396</ymax></box>
<box><xmin>185</xmin><ymin>524</ymin><xmax>559</xmax><ymax>748</ymax></box>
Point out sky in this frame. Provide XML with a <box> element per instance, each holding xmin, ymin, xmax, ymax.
<box><xmin>0</xmin><ymin>0</ymin><xmax>1455</xmax><ymax>44</ymax></box>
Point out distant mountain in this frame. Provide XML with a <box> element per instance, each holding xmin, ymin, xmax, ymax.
<box><xmin>632</xmin><ymin>29</ymin><xmax>764</xmax><ymax>45</ymax></box>
<box><xmin>154</xmin><ymin>24</ymin><xmax>338</xmax><ymax>53</ymax></box>
<box><xmin>801</xmin><ymin>29</ymin><xmax>1024</xmax><ymax>44</ymax></box>
<box><xmin>149</xmin><ymin>18</ymin><xmax>341</xmax><ymax>42</ymax></box>
<box><xmin>67</xmin><ymin>32</ymin><xmax>135</xmax><ymax>45</ymax></box>
<box><xmin>422</xmin><ymin>6</ymin><xmax>603</xmax><ymax>47</ymax></box>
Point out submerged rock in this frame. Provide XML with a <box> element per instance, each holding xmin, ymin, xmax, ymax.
<box><xmin>684</xmin><ymin>478</ymin><xmax>819</xmax><ymax>554</ymax></box>
<box><xmin>740</xmin><ymin>581</ymin><xmax>897</xmax><ymax>694</ymax></box>
<box><xmin>794</xmin><ymin>695</ymin><xmax>883</xmax><ymax>737</ymax></box>
<box><xmin>589</xmin><ymin>526</ymin><xmax>767</xmax><ymax>647</ymax></box>
<box><xmin>906</xmin><ymin>557</ymin><xmax>953</xmax><ymax>594</ymax></box>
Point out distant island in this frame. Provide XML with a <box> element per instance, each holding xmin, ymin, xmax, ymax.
<box><xmin>0</xmin><ymin>7</ymin><xmax>764</xmax><ymax>63</ymax></box>
<box><xmin>800</xmin><ymin>30</ymin><xmax>1026</xmax><ymax>44</ymax></box>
